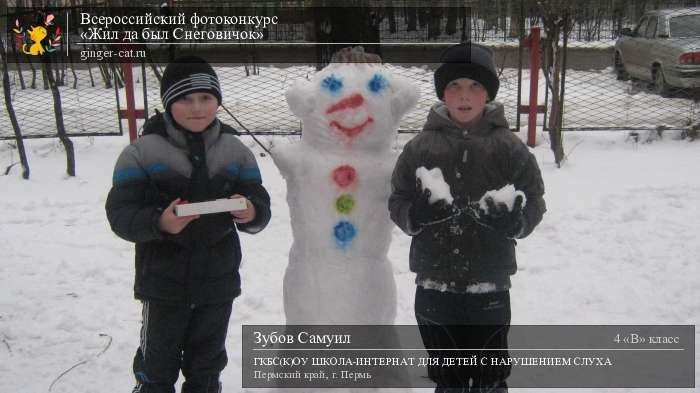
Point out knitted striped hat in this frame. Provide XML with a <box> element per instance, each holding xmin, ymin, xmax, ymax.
<box><xmin>160</xmin><ymin>56</ymin><xmax>222</xmax><ymax>112</ymax></box>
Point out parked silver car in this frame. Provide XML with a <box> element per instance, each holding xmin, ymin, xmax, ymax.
<box><xmin>614</xmin><ymin>7</ymin><xmax>700</xmax><ymax>96</ymax></box>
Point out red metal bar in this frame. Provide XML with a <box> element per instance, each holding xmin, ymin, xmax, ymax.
<box><xmin>518</xmin><ymin>105</ymin><xmax>546</xmax><ymax>114</ymax></box>
<box><xmin>121</xmin><ymin>62</ymin><xmax>138</xmax><ymax>142</ymax></box>
<box><xmin>118</xmin><ymin>109</ymin><xmax>146</xmax><ymax>119</ymax></box>
<box><xmin>527</xmin><ymin>27</ymin><xmax>541</xmax><ymax>148</ymax></box>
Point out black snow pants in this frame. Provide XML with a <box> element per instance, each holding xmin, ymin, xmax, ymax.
<box><xmin>131</xmin><ymin>300</ymin><xmax>233</xmax><ymax>393</ymax></box>
<box><xmin>415</xmin><ymin>286</ymin><xmax>511</xmax><ymax>393</ymax></box>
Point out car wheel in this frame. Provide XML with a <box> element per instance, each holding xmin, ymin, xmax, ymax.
<box><xmin>653</xmin><ymin>67</ymin><xmax>671</xmax><ymax>97</ymax></box>
<box><xmin>615</xmin><ymin>53</ymin><xmax>629</xmax><ymax>81</ymax></box>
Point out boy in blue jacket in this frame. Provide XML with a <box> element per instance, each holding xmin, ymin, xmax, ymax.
<box><xmin>106</xmin><ymin>56</ymin><xmax>271</xmax><ymax>393</ymax></box>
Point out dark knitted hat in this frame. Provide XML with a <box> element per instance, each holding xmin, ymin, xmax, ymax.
<box><xmin>434</xmin><ymin>42</ymin><xmax>499</xmax><ymax>101</ymax></box>
<box><xmin>160</xmin><ymin>56</ymin><xmax>222</xmax><ymax>112</ymax></box>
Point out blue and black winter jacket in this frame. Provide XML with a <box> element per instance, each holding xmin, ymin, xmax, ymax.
<box><xmin>105</xmin><ymin>112</ymin><xmax>271</xmax><ymax>305</ymax></box>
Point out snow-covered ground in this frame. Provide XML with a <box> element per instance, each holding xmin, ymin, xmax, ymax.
<box><xmin>0</xmin><ymin>128</ymin><xmax>697</xmax><ymax>392</ymax></box>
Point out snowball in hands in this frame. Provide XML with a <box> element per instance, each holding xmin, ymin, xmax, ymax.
<box><xmin>272</xmin><ymin>61</ymin><xmax>419</xmax><ymax>324</ymax></box>
<box><xmin>478</xmin><ymin>184</ymin><xmax>527</xmax><ymax>213</ymax></box>
<box><xmin>416</xmin><ymin>166</ymin><xmax>454</xmax><ymax>204</ymax></box>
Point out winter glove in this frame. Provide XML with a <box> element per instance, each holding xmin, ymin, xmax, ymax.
<box><xmin>477</xmin><ymin>194</ymin><xmax>526</xmax><ymax>238</ymax></box>
<box><xmin>409</xmin><ymin>179</ymin><xmax>454</xmax><ymax>228</ymax></box>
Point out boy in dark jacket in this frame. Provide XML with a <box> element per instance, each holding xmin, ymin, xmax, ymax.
<box><xmin>388</xmin><ymin>43</ymin><xmax>546</xmax><ymax>392</ymax></box>
<box><xmin>105</xmin><ymin>56</ymin><xmax>271</xmax><ymax>393</ymax></box>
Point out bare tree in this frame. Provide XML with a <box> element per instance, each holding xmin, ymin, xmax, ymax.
<box><xmin>572</xmin><ymin>2</ymin><xmax>605</xmax><ymax>41</ymax></box>
<box><xmin>10</xmin><ymin>42</ymin><xmax>26</xmax><ymax>90</ymax></box>
<box><xmin>44</xmin><ymin>54</ymin><xmax>75</xmax><ymax>176</ymax></box>
<box><xmin>26</xmin><ymin>55</ymin><xmax>38</xmax><ymax>89</ymax></box>
<box><xmin>143</xmin><ymin>46</ymin><xmax>163</xmax><ymax>84</ymax></box>
<box><xmin>537</xmin><ymin>0</ymin><xmax>573</xmax><ymax>167</ymax></box>
<box><xmin>0</xmin><ymin>34</ymin><xmax>30</xmax><ymax>179</ymax></box>
<box><xmin>67</xmin><ymin>42</ymin><xmax>78</xmax><ymax>89</ymax></box>
<box><xmin>509</xmin><ymin>1</ymin><xmax>521</xmax><ymax>39</ymax></box>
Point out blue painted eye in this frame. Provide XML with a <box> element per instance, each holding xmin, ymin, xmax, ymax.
<box><xmin>367</xmin><ymin>73</ymin><xmax>388</xmax><ymax>93</ymax></box>
<box><xmin>321</xmin><ymin>74</ymin><xmax>343</xmax><ymax>93</ymax></box>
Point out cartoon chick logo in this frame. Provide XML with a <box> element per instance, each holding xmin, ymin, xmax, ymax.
<box><xmin>14</xmin><ymin>14</ymin><xmax>62</xmax><ymax>56</ymax></box>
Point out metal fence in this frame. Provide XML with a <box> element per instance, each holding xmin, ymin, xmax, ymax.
<box><xmin>134</xmin><ymin>64</ymin><xmax>454</xmax><ymax>135</ymax></box>
<box><xmin>0</xmin><ymin>60</ymin><xmax>124</xmax><ymax>139</ymax></box>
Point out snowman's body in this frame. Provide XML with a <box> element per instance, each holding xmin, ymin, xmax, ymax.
<box><xmin>273</xmin><ymin>63</ymin><xmax>419</xmax><ymax>324</ymax></box>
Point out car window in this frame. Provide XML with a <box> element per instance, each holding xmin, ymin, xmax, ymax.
<box><xmin>635</xmin><ymin>17</ymin><xmax>649</xmax><ymax>36</ymax></box>
<box><xmin>669</xmin><ymin>14</ymin><xmax>700</xmax><ymax>37</ymax></box>
<box><xmin>645</xmin><ymin>16</ymin><xmax>657</xmax><ymax>38</ymax></box>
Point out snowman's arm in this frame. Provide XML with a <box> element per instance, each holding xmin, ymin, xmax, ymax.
<box><xmin>270</xmin><ymin>142</ymin><xmax>302</xmax><ymax>179</ymax></box>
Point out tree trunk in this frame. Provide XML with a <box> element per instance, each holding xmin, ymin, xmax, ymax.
<box><xmin>427</xmin><ymin>6</ymin><xmax>442</xmax><ymax>39</ymax></box>
<box><xmin>548</xmin><ymin>93</ymin><xmax>565</xmax><ymax>166</ymax></box>
<box><xmin>99</xmin><ymin>62</ymin><xmax>112</xmax><ymax>89</ymax></box>
<box><xmin>445</xmin><ymin>6</ymin><xmax>457</xmax><ymax>36</ymax></box>
<box><xmin>53</xmin><ymin>55</ymin><xmax>61</xmax><ymax>86</ymax></box>
<box><xmin>149</xmin><ymin>60</ymin><xmax>162</xmax><ymax>84</ymax></box>
<box><xmin>87</xmin><ymin>63</ymin><xmax>95</xmax><ymax>87</ymax></box>
<box><xmin>538</xmin><ymin>0</ymin><xmax>570</xmax><ymax>167</ymax></box>
<box><xmin>144</xmin><ymin>47</ymin><xmax>162</xmax><ymax>83</ymax></box>
<box><xmin>509</xmin><ymin>15</ymin><xmax>520</xmax><ymax>38</ymax></box>
<box><xmin>67</xmin><ymin>39</ymin><xmax>78</xmax><ymax>89</ymax></box>
<box><xmin>418</xmin><ymin>7</ymin><xmax>428</xmax><ymax>29</ymax></box>
<box><xmin>547</xmin><ymin>39</ymin><xmax>565</xmax><ymax>166</ymax></box>
<box><xmin>11</xmin><ymin>41</ymin><xmax>26</xmax><ymax>90</ymax></box>
<box><xmin>27</xmin><ymin>56</ymin><xmax>36</xmax><ymax>89</ymax></box>
<box><xmin>0</xmin><ymin>35</ymin><xmax>30</xmax><ymax>179</ymax></box>
<box><xmin>111</xmin><ymin>61</ymin><xmax>124</xmax><ymax>89</ymax></box>
<box><xmin>386</xmin><ymin>1</ymin><xmax>396</xmax><ymax>34</ymax></box>
<box><xmin>94</xmin><ymin>45</ymin><xmax>112</xmax><ymax>88</ymax></box>
<box><xmin>406</xmin><ymin>6</ymin><xmax>417</xmax><ymax>31</ymax></box>
<box><xmin>44</xmin><ymin>55</ymin><xmax>75</xmax><ymax>177</ymax></box>
<box><xmin>460</xmin><ymin>6</ymin><xmax>469</xmax><ymax>42</ymax></box>
<box><xmin>42</xmin><ymin>60</ymin><xmax>49</xmax><ymax>90</ymax></box>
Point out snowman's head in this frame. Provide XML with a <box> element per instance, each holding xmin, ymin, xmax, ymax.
<box><xmin>286</xmin><ymin>63</ymin><xmax>419</xmax><ymax>152</ymax></box>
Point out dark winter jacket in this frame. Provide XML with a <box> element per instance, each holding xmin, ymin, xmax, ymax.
<box><xmin>388</xmin><ymin>102</ymin><xmax>546</xmax><ymax>292</ymax></box>
<box><xmin>105</xmin><ymin>112</ymin><xmax>271</xmax><ymax>305</ymax></box>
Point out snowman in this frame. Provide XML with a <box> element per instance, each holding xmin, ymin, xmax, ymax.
<box><xmin>272</xmin><ymin>58</ymin><xmax>419</xmax><ymax>325</ymax></box>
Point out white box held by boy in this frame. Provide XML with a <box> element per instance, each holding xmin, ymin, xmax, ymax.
<box><xmin>174</xmin><ymin>198</ymin><xmax>247</xmax><ymax>217</ymax></box>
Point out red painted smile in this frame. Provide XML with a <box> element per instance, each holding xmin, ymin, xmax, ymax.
<box><xmin>329</xmin><ymin>117</ymin><xmax>374</xmax><ymax>138</ymax></box>
<box><xmin>326</xmin><ymin>94</ymin><xmax>373</xmax><ymax>138</ymax></box>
